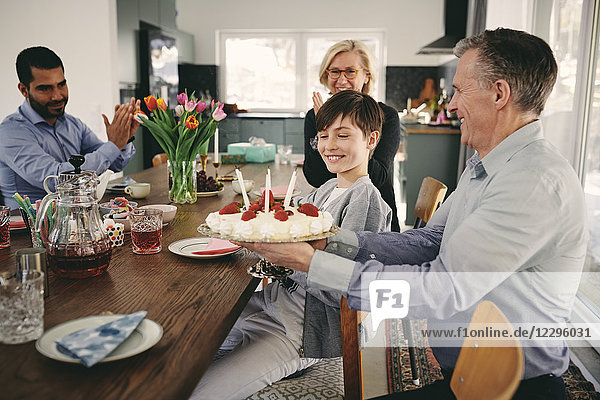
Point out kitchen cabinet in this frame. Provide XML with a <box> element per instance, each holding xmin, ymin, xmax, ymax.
<box><xmin>403</xmin><ymin>125</ymin><xmax>461</xmax><ymax>226</ymax></box>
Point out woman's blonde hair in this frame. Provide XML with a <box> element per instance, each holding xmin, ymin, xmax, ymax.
<box><xmin>318</xmin><ymin>40</ymin><xmax>375</xmax><ymax>94</ymax></box>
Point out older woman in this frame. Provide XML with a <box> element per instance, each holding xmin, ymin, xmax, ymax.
<box><xmin>303</xmin><ymin>39</ymin><xmax>402</xmax><ymax>231</ymax></box>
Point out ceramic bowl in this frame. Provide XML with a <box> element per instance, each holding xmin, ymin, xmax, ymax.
<box><xmin>99</xmin><ymin>201</ymin><xmax>137</xmax><ymax>217</ymax></box>
<box><xmin>232</xmin><ymin>179</ymin><xmax>254</xmax><ymax>194</ymax></box>
<box><xmin>139</xmin><ymin>204</ymin><xmax>177</xmax><ymax>224</ymax></box>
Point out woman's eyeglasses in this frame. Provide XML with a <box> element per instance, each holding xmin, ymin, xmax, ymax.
<box><xmin>326</xmin><ymin>68</ymin><xmax>361</xmax><ymax>79</ymax></box>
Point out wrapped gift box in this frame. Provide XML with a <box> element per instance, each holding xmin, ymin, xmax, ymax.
<box><xmin>227</xmin><ymin>143</ymin><xmax>276</xmax><ymax>163</ymax></box>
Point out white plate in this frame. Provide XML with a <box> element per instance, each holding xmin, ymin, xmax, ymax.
<box><xmin>252</xmin><ymin>189</ymin><xmax>301</xmax><ymax>201</ymax></box>
<box><xmin>197</xmin><ymin>188</ymin><xmax>224</xmax><ymax>197</ymax></box>
<box><xmin>106</xmin><ymin>185</ymin><xmax>126</xmax><ymax>193</ymax></box>
<box><xmin>36</xmin><ymin>315</ymin><xmax>162</xmax><ymax>364</ymax></box>
<box><xmin>168</xmin><ymin>238</ymin><xmax>241</xmax><ymax>259</ymax></box>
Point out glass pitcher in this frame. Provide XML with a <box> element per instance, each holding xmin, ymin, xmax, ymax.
<box><xmin>35</xmin><ymin>170</ymin><xmax>112</xmax><ymax>279</ymax></box>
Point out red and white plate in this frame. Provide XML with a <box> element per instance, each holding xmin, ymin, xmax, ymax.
<box><xmin>168</xmin><ymin>238</ymin><xmax>241</xmax><ymax>259</ymax></box>
<box><xmin>253</xmin><ymin>186</ymin><xmax>300</xmax><ymax>200</ymax></box>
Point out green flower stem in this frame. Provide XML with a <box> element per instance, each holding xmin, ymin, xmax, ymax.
<box><xmin>168</xmin><ymin>160</ymin><xmax>197</xmax><ymax>204</ymax></box>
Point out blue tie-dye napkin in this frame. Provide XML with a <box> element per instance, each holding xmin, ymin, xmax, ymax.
<box><xmin>55</xmin><ymin>311</ymin><xmax>147</xmax><ymax>367</ymax></box>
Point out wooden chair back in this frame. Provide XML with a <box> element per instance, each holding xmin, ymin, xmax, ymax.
<box><xmin>450</xmin><ymin>301</ymin><xmax>523</xmax><ymax>400</ymax></box>
<box><xmin>152</xmin><ymin>153</ymin><xmax>169</xmax><ymax>167</ymax></box>
<box><xmin>341</xmin><ymin>297</ymin><xmax>363</xmax><ymax>400</ymax></box>
<box><xmin>341</xmin><ymin>176</ymin><xmax>448</xmax><ymax>399</ymax></box>
<box><xmin>413</xmin><ymin>176</ymin><xmax>447</xmax><ymax>228</ymax></box>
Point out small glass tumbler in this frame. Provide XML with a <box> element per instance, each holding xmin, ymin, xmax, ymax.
<box><xmin>277</xmin><ymin>145</ymin><xmax>293</xmax><ymax>165</ymax></box>
<box><xmin>0</xmin><ymin>270</ymin><xmax>45</xmax><ymax>344</ymax></box>
<box><xmin>0</xmin><ymin>206</ymin><xmax>10</xmax><ymax>248</ymax></box>
<box><xmin>130</xmin><ymin>209</ymin><xmax>163</xmax><ymax>255</ymax></box>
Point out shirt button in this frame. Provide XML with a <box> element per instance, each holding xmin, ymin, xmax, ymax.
<box><xmin>346</xmin><ymin>248</ymin><xmax>353</xmax><ymax>253</ymax></box>
<box><xmin>332</xmin><ymin>243</ymin><xmax>338</xmax><ymax>249</ymax></box>
<box><xmin>370</xmin><ymin>254</ymin><xmax>376</xmax><ymax>259</ymax></box>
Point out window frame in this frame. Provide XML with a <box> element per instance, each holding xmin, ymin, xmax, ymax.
<box><xmin>217</xmin><ymin>29</ymin><xmax>386</xmax><ymax>113</ymax></box>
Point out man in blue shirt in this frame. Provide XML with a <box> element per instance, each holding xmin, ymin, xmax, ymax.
<box><xmin>0</xmin><ymin>46</ymin><xmax>138</xmax><ymax>208</ymax></box>
<box><xmin>241</xmin><ymin>29</ymin><xmax>588</xmax><ymax>399</ymax></box>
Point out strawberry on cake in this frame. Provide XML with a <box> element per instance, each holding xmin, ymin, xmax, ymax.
<box><xmin>205</xmin><ymin>192</ymin><xmax>334</xmax><ymax>241</ymax></box>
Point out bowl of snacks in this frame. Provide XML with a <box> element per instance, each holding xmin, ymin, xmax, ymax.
<box><xmin>99</xmin><ymin>197</ymin><xmax>137</xmax><ymax>217</ymax></box>
<box><xmin>139</xmin><ymin>204</ymin><xmax>177</xmax><ymax>224</ymax></box>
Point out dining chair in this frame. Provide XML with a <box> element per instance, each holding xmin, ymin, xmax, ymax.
<box><xmin>403</xmin><ymin>176</ymin><xmax>448</xmax><ymax>385</ymax></box>
<box><xmin>341</xmin><ymin>176</ymin><xmax>447</xmax><ymax>399</ymax></box>
<box><xmin>450</xmin><ymin>300</ymin><xmax>523</xmax><ymax>400</ymax></box>
<box><xmin>152</xmin><ymin>153</ymin><xmax>169</xmax><ymax>167</ymax></box>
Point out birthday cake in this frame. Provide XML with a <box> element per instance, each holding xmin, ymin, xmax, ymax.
<box><xmin>205</xmin><ymin>194</ymin><xmax>334</xmax><ymax>241</ymax></box>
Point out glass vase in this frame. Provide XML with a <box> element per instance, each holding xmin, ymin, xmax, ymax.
<box><xmin>167</xmin><ymin>160</ymin><xmax>197</xmax><ymax>204</ymax></box>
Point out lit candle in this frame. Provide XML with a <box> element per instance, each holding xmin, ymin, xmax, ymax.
<box><xmin>213</xmin><ymin>128</ymin><xmax>219</xmax><ymax>162</ymax></box>
<box><xmin>264</xmin><ymin>168</ymin><xmax>271</xmax><ymax>213</ymax></box>
<box><xmin>235</xmin><ymin>168</ymin><xmax>250</xmax><ymax>210</ymax></box>
<box><xmin>283</xmin><ymin>169</ymin><xmax>297</xmax><ymax>208</ymax></box>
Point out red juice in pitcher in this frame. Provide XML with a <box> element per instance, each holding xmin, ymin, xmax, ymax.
<box><xmin>47</xmin><ymin>246</ymin><xmax>112</xmax><ymax>278</ymax></box>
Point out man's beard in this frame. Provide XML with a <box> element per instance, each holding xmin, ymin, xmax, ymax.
<box><xmin>28</xmin><ymin>93</ymin><xmax>68</xmax><ymax>120</ymax></box>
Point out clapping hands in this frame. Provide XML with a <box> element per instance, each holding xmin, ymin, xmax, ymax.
<box><xmin>102</xmin><ymin>97</ymin><xmax>141</xmax><ymax>150</ymax></box>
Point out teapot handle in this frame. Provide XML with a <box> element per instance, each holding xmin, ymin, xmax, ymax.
<box><xmin>43</xmin><ymin>175</ymin><xmax>59</xmax><ymax>194</ymax></box>
<box><xmin>34</xmin><ymin>192</ymin><xmax>58</xmax><ymax>246</ymax></box>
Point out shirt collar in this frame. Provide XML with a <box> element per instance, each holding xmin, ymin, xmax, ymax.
<box><xmin>19</xmin><ymin>99</ymin><xmax>66</xmax><ymax>126</ymax></box>
<box><xmin>468</xmin><ymin>120</ymin><xmax>544</xmax><ymax>178</ymax></box>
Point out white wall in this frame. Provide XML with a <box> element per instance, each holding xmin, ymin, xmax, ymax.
<box><xmin>175</xmin><ymin>0</ymin><xmax>451</xmax><ymax>67</ymax></box>
<box><xmin>0</xmin><ymin>0</ymin><xmax>120</xmax><ymax>141</ymax></box>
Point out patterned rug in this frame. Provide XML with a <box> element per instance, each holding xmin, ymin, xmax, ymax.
<box><xmin>387</xmin><ymin>319</ymin><xmax>600</xmax><ymax>399</ymax></box>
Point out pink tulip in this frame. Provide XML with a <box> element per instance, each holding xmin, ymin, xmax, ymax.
<box><xmin>177</xmin><ymin>93</ymin><xmax>188</xmax><ymax>105</ymax></box>
<box><xmin>211</xmin><ymin>99</ymin><xmax>215</xmax><ymax>110</ymax></box>
<box><xmin>212</xmin><ymin>102</ymin><xmax>227</xmax><ymax>121</ymax></box>
<box><xmin>175</xmin><ymin>105</ymin><xmax>184</xmax><ymax>117</ymax></box>
<box><xmin>185</xmin><ymin>100</ymin><xmax>197</xmax><ymax>113</ymax></box>
<box><xmin>196</xmin><ymin>101</ymin><xmax>207</xmax><ymax>113</ymax></box>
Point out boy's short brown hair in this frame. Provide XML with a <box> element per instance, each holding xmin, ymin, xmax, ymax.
<box><xmin>316</xmin><ymin>91</ymin><xmax>384</xmax><ymax>140</ymax></box>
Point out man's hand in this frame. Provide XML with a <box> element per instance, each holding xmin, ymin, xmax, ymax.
<box><xmin>234</xmin><ymin>241</ymin><xmax>316</xmax><ymax>273</ymax></box>
<box><xmin>102</xmin><ymin>97</ymin><xmax>139</xmax><ymax>150</ymax></box>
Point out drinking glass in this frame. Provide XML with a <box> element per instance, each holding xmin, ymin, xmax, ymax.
<box><xmin>277</xmin><ymin>145</ymin><xmax>293</xmax><ymax>165</ymax></box>
<box><xmin>0</xmin><ymin>270</ymin><xmax>45</xmax><ymax>344</ymax></box>
<box><xmin>130</xmin><ymin>209</ymin><xmax>163</xmax><ymax>254</ymax></box>
<box><xmin>0</xmin><ymin>206</ymin><xmax>10</xmax><ymax>248</ymax></box>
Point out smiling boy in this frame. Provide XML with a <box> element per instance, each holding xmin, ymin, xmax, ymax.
<box><xmin>192</xmin><ymin>90</ymin><xmax>392</xmax><ymax>399</ymax></box>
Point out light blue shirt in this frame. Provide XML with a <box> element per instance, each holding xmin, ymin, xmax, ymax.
<box><xmin>0</xmin><ymin>101</ymin><xmax>135</xmax><ymax>208</ymax></box>
<box><xmin>308</xmin><ymin>120</ymin><xmax>588</xmax><ymax>379</ymax></box>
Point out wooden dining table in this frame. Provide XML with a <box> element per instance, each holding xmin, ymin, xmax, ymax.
<box><xmin>0</xmin><ymin>160</ymin><xmax>312</xmax><ymax>400</ymax></box>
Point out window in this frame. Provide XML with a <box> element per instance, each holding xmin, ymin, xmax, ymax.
<box><xmin>218</xmin><ymin>30</ymin><xmax>385</xmax><ymax>112</ymax></box>
<box><xmin>539</xmin><ymin>0</ymin><xmax>600</xmax><ymax>351</ymax></box>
